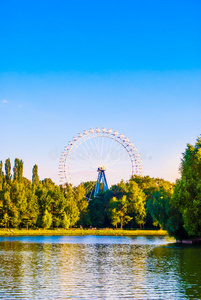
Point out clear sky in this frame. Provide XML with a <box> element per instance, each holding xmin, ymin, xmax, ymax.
<box><xmin>0</xmin><ymin>0</ymin><xmax>201</xmax><ymax>184</ymax></box>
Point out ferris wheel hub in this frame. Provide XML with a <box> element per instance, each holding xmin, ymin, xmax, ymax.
<box><xmin>97</xmin><ymin>166</ymin><xmax>106</xmax><ymax>172</ymax></box>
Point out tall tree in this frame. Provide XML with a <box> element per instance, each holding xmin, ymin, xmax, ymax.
<box><xmin>5</xmin><ymin>158</ymin><xmax>11</xmax><ymax>182</ymax></box>
<box><xmin>13</xmin><ymin>158</ymin><xmax>23</xmax><ymax>182</ymax></box>
<box><xmin>169</xmin><ymin>137</ymin><xmax>201</xmax><ymax>238</ymax></box>
<box><xmin>0</xmin><ymin>161</ymin><xmax>3</xmax><ymax>190</ymax></box>
<box><xmin>32</xmin><ymin>164</ymin><xmax>39</xmax><ymax>185</ymax></box>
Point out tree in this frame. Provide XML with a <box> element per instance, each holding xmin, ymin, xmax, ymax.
<box><xmin>74</xmin><ymin>183</ymin><xmax>88</xmax><ymax>226</ymax></box>
<box><xmin>109</xmin><ymin>196</ymin><xmax>132</xmax><ymax>230</ymax></box>
<box><xmin>127</xmin><ymin>181</ymin><xmax>146</xmax><ymax>228</ymax></box>
<box><xmin>88</xmin><ymin>191</ymin><xmax>111</xmax><ymax>228</ymax></box>
<box><xmin>52</xmin><ymin>185</ymin><xmax>68</xmax><ymax>228</ymax></box>
<box><xmin>108</xmin><ymin>197</ymin><xmax>120</xmax><ymax>228</ymax></box>
<box><xmin>23</xmin><ymin>187</ymin><xmax>39</xmax><ymax>229</ymax></box>
<box><xmin>1</xmin><ymin>187</ymin><xmax>13</xmax><ymax>228</ymax></box>
<box><xmin>64</xmin><ymin>185</ymin><xmax>80</xmax><ymax>227</ymax></box>
<box><xmin>42</xmin><ymin>209</ymin><xmax>52</xmax><ymax>229</ymax></box>
<box><xmin>130</xmin><ymin>175</ymin><xmax>174</xmax><ymax>228</ymax></box>
<box><xmin>2</xmin><ymin>213</ymin><xmax>10</xmax><ymax>228</ymax></box>
<box><xmin>13</xmin><ymin>159</ymin><xmax>18</xmax><ymax>181</ymax></box>
<box><xmin>147</xmin><ymin>190</ymin><xmax>171</xmax><ymax>229</ymax></box>
<box><xmin>32</xmin><ymin>164</ymin><xmax>39</xmax><ymax>185</ymax></box>
<box><xmin>5</xmin><ymin>158</ymin><xmax>11</xmax><ymax>182</ymax></box>
<box><xmin>10</xmin><ymin>181</ymin><xmax>28</xmax><ymax>227</ymax></box>
<box><xmin>0</xmin><ymin>161</ymin><xmax>3</xmax><ymax>190</ymax></box>
<box><xmin>13</xmin><ymin>158</ymin><xmax>23</xmax><ymax>182</ymax></box>
<box><xmin>61</xmin><ymin>212</ymin><xmax>70</xmax><ymax>229</ymax></box>
<box><xmin>169</xmin><ymin>137</ymin><xmax>201</xmax><ymax>238</ymax></box>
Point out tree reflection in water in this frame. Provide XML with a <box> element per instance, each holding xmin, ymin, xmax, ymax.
<box><xmin>0</xmin><ymin>236</ymin><xmax>200</xmax><ymax>299</ymax></box>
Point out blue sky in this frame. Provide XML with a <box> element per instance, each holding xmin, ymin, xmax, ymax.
<box><xmin>0</xmin><ymin>0</ymin><xmax>201</xmax><ymax>184</ymax></box>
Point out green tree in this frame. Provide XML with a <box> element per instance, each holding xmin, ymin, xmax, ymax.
<box><xmin>88</xmin><ymin>191</ymin><xmax>111</xmax><ymax>228</ymax></box>
<box><xmin>147</xmin><ymin>190</ymin><xmax>171</xmax><ymax>229</ymax></box>
<box><xmin>169</xmin><ymin>137</ymin><xmax>201</xmax><ymax>238</ymax></box>
<box><xmin>0</xmin><ymin>161</ymin><xmax>3</xmax><ymax>190</ymax></box>
<box><xmin>61</xmin><ymin>212</ymin><xmax>70</xmax><ymax>229</ymax></box>
<box><xmin>2</xmin><ymin>213</ymin><xmax>10</xmax><ymax>228</ymax></box>
<box><xmin>52</xmin><ymin>185</ymin><xmax>68</xmax><ymax>228</ymax></box>
<box><xmin>75</xmin><ymin>183</ymin><xmax>88</xmax><ymax>226</ymax></box>
<box><xmin>64</xmin><ymin>185</ymin><xmax>80</xmax><ymax>227</ymax></box>
<box><xmin>127</xmin><ymin>181</ymin><xmax>146</xmax><ymax>228</ymax></box>
<box><xmin>24</xmin><ymin>187</ymin><xmax>39</xmax><ymax>229</ymax></box>
<box><xmin>5</xmin><ymin>158</ymin><xmax>11</xmax><ymax>182</ymax></box>
<box><xmin>10</xmin><ymin>181</ymin><xmax>28</xmax><ymax>227</ymax></box>
<box><xmin>109</xmin><ymin>195</ymin><xmax>132</xmax><ymax>230</ymax></box>
<box><xmin>13</xmin><ymin>158</ymin><xmax>23</xmax><ymax>182</ymax></box>
<box><xmin>130</xmin><ymin>175</ymin><xmax>174</xmax><ymax>228</ymax></box>
<box><xmin>1</xmin><ymin>186</ymin><xmax>13</xmax><ymax>228</ymax></box>
<box><xmin>32</xmin><ymin>164</ymin><xmax>39</xmax><ymax>185</ymax></box>
<box><xmin>42</xmin><ymin>209</ymin><xmax>52</xmax><ymax>229</ymax></box>
<box><xmin>108</xmin><ymin>197</ymin><xmax>120</xmax><ymax>228</ymax></box>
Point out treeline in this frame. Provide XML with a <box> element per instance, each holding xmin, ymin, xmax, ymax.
<box><xmin>0</xmin><ymin>158</ymin><xmax>173</xmax><ymax>231</ymax></box>
<box><xmin>0</xmin><ymin>136</ymin><xmax>200</xmax><ymax>240</ymax></box>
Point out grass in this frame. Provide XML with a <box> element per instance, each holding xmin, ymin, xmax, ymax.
<box><xmin>0</xmin><ymin>228</ymin><xmax>168</xmax><ymax>237</ymax></box>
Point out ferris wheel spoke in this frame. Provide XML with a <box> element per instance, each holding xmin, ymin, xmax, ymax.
<box><xmin>88</xmin><ymin>137</ymin><xmax>100</xmax><ymax>164</ymax></box>
<box><xmin>110</xmin><ymin>144</ymin><xmax>129</xmax><ymax>163</ymax></box>
<box><xmin>107</xmin><ymin>139</ymin><xmax>123</xmax><ymax>160</ymax></box>
<box><xmin>97</xmin><ymin>136</ymin><xmax>100</xmax><ymax>162</ymax></box>
<box><xmin>79</xmin><ymin>141</ymin><xmax>98</xmax><ymax>164</ymax></box>
<box><xmin>106</xmin><ymin>151</ymin><xmax>130</xmax><ymax>168</ymax></box>
<box><xmin>101</xmin><ymin>138</ymin><xmax>115</xmax><ymax>165</ymax></box>
<box><xmin>74</xmin><ymin>143</ymin><xmax>91</xmax><ymax>161</ymax></box>
<box><xmin>95</xmin><ymin>136</ymin><xmax>101</xmax><ymax>163</ymax></box>
<box><xmin>81</xmin><ymin>139</ymin><xmax>96</xmax><ymax>162</ymax></box>
<box><xmin>101</xmin><ymin>136</ymin><xmax>105</xmax><ymax>163</ymax></box>
<box><xmin>70</xmin><ymin>148</ymin><xmax>90</xmax><ymax>162</ymax></box>
<box><xmin>99</xmin><ymin>136</ymin><xmax>103</xmax><ymax>163</ymax></box>
<box><xmin>110</xmin><ymin>149</ymin><xmax>130</xmax><ymax>163</ymax></box>
<box><xmin>107</xmin><ymin>159</ymin><xmax>132</xmax><ymax>169</ymax></box>
<box><xmin>104</xmin><ymin>140</ymin><xmax>125</xmax><ymax>165</ymax></box>
<box><xmin>84</xmin><ymin>181</ymin><xmax>96</xmax><ymax>192</ymax></box>
<box><xmin>103</xmin><ymin>138</ymin><xmax>113</xmax><ymax>163</ymax></box>
<box><xmin>69</xmin><ymin>158</ymin><xmax>96</xmax><ymax>169</ymax></box>
<box><xmin>108</xmin><ymin>141</ymin><xmax>126</xmax><ymax>161</ymax></box>
<box><xmin>87</xmin><ymin>138</ymin><xmax>100</xmax><ymax>162</ymax></box>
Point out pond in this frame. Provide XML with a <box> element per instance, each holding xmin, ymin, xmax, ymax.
<box><xmin>0</xmin><ymin>235</ymin><xmax>200</xmax><ymax>299</ymax></box>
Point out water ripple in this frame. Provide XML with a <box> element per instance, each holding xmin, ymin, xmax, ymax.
<box><xmin>0</xmin><ymin>236</ymin><xmax>200</xmax><ymax>299</ymax></box>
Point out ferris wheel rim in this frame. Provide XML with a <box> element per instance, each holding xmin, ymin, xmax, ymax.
<box><xmin>59</xmin><ymin>127</ymin><xmax>143</xmax><ymax>185</ymax></box>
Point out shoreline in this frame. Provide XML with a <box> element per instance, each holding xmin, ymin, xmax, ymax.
<box><xmin>0</xmin><ymin>228</ymin><xmax>168</xmax><ymax>237</ymax></box>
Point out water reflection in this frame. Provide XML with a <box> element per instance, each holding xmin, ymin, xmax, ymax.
<box><xmin>0</xmin><ymin>236</ymin><xmax>200</xmax><ymax>299</ymax></box>
<box><xmin>0</xmin><ymin>235</ymin><xmax>173</xmax><ymax>244</ymax></box>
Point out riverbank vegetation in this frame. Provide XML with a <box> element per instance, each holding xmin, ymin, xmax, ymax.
<box><xmin>0</xmin><ymin>137</ymin><xmax>200</xmax><ymax>240</ymax></box>
<box><xmin>0</xmin><ymin>228</ymin><xmax>168</xmax><ymax>236</ymax></box>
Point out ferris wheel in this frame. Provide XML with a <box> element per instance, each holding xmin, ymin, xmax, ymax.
<box><xmin>59</xmin><ymin>127</ymin><xmax>143</xmax><ymax>193</ymax></box>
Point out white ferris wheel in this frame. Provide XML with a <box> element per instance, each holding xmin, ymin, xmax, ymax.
<box><xmin>59</xmin><ymin>127</ymin><xmax>143</xmax><ymax>194</ymax></box>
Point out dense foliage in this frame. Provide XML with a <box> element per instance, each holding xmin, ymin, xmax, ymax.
<box><xmin>1</xmin><ymin>137</ymin><xmax>200</xmax><ymax>238</ymax></box>
<box><xmin>166</xmin><ymin>137</ymin><xmax>201</xmax><ymax>240</ymax></box>
<box><xmin>0</xmin><ymin>157</ymin><xmax>174</xmax><ymax>230</ymax></box>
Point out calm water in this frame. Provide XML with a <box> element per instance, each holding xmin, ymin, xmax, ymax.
<box><xmin>0</xmin><ymin>236</ymin><xmax>201</xmax><ymax>299</ymax></box>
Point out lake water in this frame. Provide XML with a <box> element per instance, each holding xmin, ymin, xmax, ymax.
<box><xmin>0</xmin><ymin>235</ymin><xmax>201</xmax><ymax>299</ymax></box>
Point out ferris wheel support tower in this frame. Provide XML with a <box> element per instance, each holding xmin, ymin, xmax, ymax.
<box><xmin>94</xmin><ymin>166</ymin><xmax>109</xmax><ymax>197</ymax></box>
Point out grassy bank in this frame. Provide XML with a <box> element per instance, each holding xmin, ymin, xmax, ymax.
<box><xmin>0</xmin><ymin>228</ymin><xmax>168</xmax><ymax>237</ymax></box>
